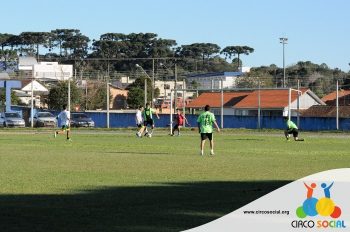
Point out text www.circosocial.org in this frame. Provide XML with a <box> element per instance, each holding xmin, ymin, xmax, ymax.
<box><xmin>243</xmin><ymin>210</ymin><xmax>290</xmax><ymax>216</ymax></box>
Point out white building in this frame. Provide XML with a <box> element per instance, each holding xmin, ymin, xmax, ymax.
<box><xmin>18</xmin><ymin>57</ymin><xmax>73</xmax><ymax>81</ymax></box>
<box><xmin>33</xmin><ymin>62</ymin><xmax>73</xmax><ymax>81</ymax></box>
<box><xmin>18</xmin><ymin>57</ymin><xmax>38</xmax><ymax>71</ymax></box>
<box><xmin>187</xmin><ymin>72</ymin><xmax>244</xmax><ymax>89</ymax></box>
<box><xmin>13</xmin><ymin>80</ymin><xmax>49</xmax><ymax>107</ymax></box>
<box><xmin>154</xmin><ymin>80</ymin><xmax>194</xmax><ymax>99</ymax></box>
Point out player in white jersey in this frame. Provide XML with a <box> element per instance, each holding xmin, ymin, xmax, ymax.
<box><xmin>135</xmin><ymin>105</ymin><xmax>148</xmax><ymax>137</ymax></box>
<box><xmin>54</xmin><ymin>105</ymin><xmax>71</xmax><ymax>141</ymax></box>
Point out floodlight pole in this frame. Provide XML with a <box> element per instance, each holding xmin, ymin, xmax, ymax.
<box><xmin>144</xmin><ymin>78</ymin><xmax>147</xmax><ymax>106</ymax></box>
<box><xmin>280</xmin><ymin>37</ymin><xmax>288</xmax><ymax>88</ymax></box>
<box><xmin>135</xmin><ymin>64</ymin><xmax>150</xmax><ymax>106</ymax></box>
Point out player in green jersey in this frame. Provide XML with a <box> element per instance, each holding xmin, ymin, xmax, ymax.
<box><xmin>283</xmin><ymin>116</ymin><xmax>304</xmax><ymax>141</ymax></box>
<box><xmin>197</xmin><ymin>105</ymin><xmax>220</xmax><ymax>156</ymax></box>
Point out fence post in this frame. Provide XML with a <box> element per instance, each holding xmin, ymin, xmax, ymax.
<box><xmin>220</xmin><ymin>79</ymin><xmax>224</xmax><ymax>129</ymax></box>
<box><xmin>257</xmin><ymin>78</ymin><xmax>261</xmax><ymax>129</ymax></box>
<box><xmin>106</xmin><ymin>79</ymin><xmax>110</xmax><ymax>128</ymax></box>
<box><xmin>170</xmin><ymin>89</ymin><xmax>173</xmax><ymax>135</ymax></box>
<box><xmin>336</xmin><ymin>80</ymin><xmax>339</xmax><ymax>130</ymax></box>
<box><xmin>297</xmin><ymin>80</ymin><xmax>300</xmax><ymax>128</ymax></box>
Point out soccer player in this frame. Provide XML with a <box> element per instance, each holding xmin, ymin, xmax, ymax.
<box><xmin>283</xmin><ymin>116</ymin><xmax>304</xmax><ymax>141</ymax></box>
<box><xmin>135</xmin><ymin>105</ymin><xmax>145</xmax><ymax>138</ymax></box>
<box><xmin>54</xmin><ymin>104</ymin><xmax>71</xmax><ymax>141</ymax></box>
<box><xmin>172</xmin><ymin>108</ymin><xmax>190</xmax><ymax>136</ymax></box>
<box><xmin>143</xmin><ymin>103</ymin><xmax>160</xmax><ymax>137</ymax></box>
<box><xmin>197</xmin><ymin>105</ymin><xmax>220</xmax><ymax>156</ymax></box>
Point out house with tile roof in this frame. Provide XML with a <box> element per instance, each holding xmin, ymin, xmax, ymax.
<box><xmin>186</xmin><ymin>88</ymin><xmax>325</xmax><ymax>116</ymax></box>
<box><xmin>12</xmin><ymin>80</ymin><xmax>49</xmax><ymax>107</ymax></box>
<box><xmin>321</xmin><ymin>90</ymin><xmax>350</xmax><ymax>106</ymax></box>
<box><xmin>301</xmin><ymin>105</ymin><xmax>350</xmax><ymax>118</ymax></box>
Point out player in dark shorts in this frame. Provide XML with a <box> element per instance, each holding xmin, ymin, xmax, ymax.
<box><xmin>197</xmin><ymin>105</ymin><xmax>220</xmax><ymax>156</ymax></box>
<box><xmin>172</xmin><ymin>108</ymin><xmax>190</xmax><ymax>136</ymax></box>
<box><xmin>283</xmin><ymin>116</ymin><xmax>304</xmax><ymax>141</ymax></box>
<box><xmin>143</xmin><ymin>103</ymin><xmax>159</xmax><ymax>137</ymax></box>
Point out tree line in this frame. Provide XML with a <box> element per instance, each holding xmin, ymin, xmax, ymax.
<box><xmin>2</xmin><ymin>29</ymin><xmax>350</xmax><ymax>105</ymax></box>
<box><xmin>0</xmin><ymin>29</ymin><xmax>254</xmax><ymax>73</ymax></box>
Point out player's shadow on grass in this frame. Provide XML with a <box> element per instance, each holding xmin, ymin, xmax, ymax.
<box><xmin>105</xmin><ymin>151</ymin><xmax>170</xmax><ymax>155</ymax></box>
<box><xmin>229</xmin><ymin>138</ymin><xmax>265</xmax><ymax>141</ymax></box>
<box><xmin>0</xmin><ymin>180</ymin><xmax>290</xmax><ymax>232</ymax></box>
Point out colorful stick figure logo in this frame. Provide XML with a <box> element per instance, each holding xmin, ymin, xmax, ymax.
<box><xmin>296</xmin><ymin>182</ymin><xmax>342</xmax><ymax>219</ymax></box>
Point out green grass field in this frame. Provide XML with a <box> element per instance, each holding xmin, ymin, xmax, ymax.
<box><xmin>1</xmin><ymin>129</ymin><xmax>350</xmax><ymax>232</ymax></box>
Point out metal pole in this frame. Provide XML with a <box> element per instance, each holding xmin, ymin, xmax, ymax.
<box><xmin>182</xmin><ymin>79</ymin><xmax>186</xmax><ymax>128</ymax></box>
<box><xmin>152</xmin><ymin>58</ymin><xmax>155</xmax><ymax>107</ymax></box>
<box><xmin>297</xmin><ymin>79</ymin><xmax>300</xmax><ymax>128</ymax></box>
<box><xmin>280</xmin><ymin>37</ymin><xmax>288</xmax><ymax>88</ymax></box>
<box><xmin>30</xmin><ymin>78</ymin><xmax>34</xmax><ymax>128</ymax></box>
<box><xmin>170</xmin><ymin>89</ymin><xmax>173</xmax><ymax>135</ymax></box>
<box><xmin>288</xmin><ymin>88</ymin><xmax>291</xmax><ymax>120</ymax></box>
<box><xmin>174</xmin><ymin>63</ymin><xmax>177</xmax><ymax>113</ymax></box>
<box><xmin>220</xmin><ymin>79</ymin><xmax>224</xmax><ymax>129</ymax></box>
<box><xmin>144</xmin><ymin>78</ymin><xmax>147</xmax><ymax>106</ymax></box>
<box><xmin>211</xmin><ymin>80</ymin><xmax>214</xmax><ymax>91</ymax></box>
<box><xmin>283</xmin><ymin>42</ymin><xmax>285</xmax><ymax>88</ymax></box>
<box><xmin>85</xmin><ymin>79</ymin><xmax>88</xmax><ymax>110</ymax></box>
<box><xmin>107</xmin><ymin>80</ymin><xmax>110</xmax><ymax>128</ymax></box>
<box><xmin>258</xmin><ymin>77</ymin><xmax>261</xmax><ymax>129</ymax></box>
<box><xmin>336</xmin><ymin>80</ymin><xmax>339</xmax><ymax>130</ymax></box>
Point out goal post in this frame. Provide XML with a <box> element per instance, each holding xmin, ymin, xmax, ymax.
<box><xmin>167</xmin><ymin>87</ymin><xmax>302</xmax><ymax>133</ymax></box>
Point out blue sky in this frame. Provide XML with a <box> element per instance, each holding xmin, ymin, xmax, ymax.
<box><xmin>1</xmin><ymin>0</ymin><xmax>349</xmax><ymax>71</ymax></box>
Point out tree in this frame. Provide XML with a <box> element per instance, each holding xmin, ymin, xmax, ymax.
<box><xmin>50</xmin><ymin>29</ymin><xmax>80</xmax><ymax>57</ymax></box>
<box><xmin>176</xmin><ymin>43</ymin><xmax>220</xmax><ymax>62</ymax></box>
<box><xmin>62</xmin><ymin>32</ymin><xmax>90</xmax><ymax>59</ymax></box>
<box><xmin>221</xmin><ymin>45</ymin><xmax>254</xmax><ymax>70</ymax></box>
<box><xmin>0</xmin><ymin>33</ymin><xmax>14</xmax><ymax>50</ymax></box>
<box><xmin>18</xmin><ymin>32</ymin><xmax>52</xmax><ymax>59</ymax></box>
<box><xmin>0</xmin><ymin>90</ymin><xmax>20</xmax><ymax>106</ymax></box>
<box><xmin>84</xmin><ymin>82</ymin><xmax>109</xmax><ymax>110</ymax></box>
<box><xmin>126</xmin><ymin>76</ymin><xmax>153</xmax><ymax>108</ymax></box>
<box><xmin>48</xmin><ymin>81</ymin><xmax>82</xmax><ymax>110</ymax></box>
<box><xmin>127</xmin><ymin>87</ymin><xmax>144</xmax><ymax>109</ymax></box>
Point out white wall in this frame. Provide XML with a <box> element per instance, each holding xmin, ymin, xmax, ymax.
<box><xmin>290</xmin><ymin>92</ymin><xmax>321</xmax><ymax>109</ymax></box>
<box><xmin>188</xmin><ymin>75</ymin><xmax>238</xmax><ymax>89</ymax></box>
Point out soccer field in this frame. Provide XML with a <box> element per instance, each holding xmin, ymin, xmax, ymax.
<box><xmin>1</xmin><ymin>129</ymin><xmax>349</xmax><ymax>232</ymax></box>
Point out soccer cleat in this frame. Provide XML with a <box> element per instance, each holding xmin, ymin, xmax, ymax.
<box><xmin>200</xmin><ymin>151</ymin><xmax>204</xmax><ymax>156</ymax></box>
<box><xmin>66</xmin><ymin>138</ymin><xmax>72</xmax><ymax>142</ymax></box>
<box><xmin>210</xmin><ymin>150</ymin><xmax>215</xmax><ymax>155</ymax></box>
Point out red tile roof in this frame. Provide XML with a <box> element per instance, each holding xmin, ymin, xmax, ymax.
<box><xmin>302</xmin><ymin>105</ymin><xmax>350</xmax><ymax>118</ymax></box>
<box><xmin>235</xmin><ymin>89</ymin><xmax>308</xmax><ymax>109</ymax></box>
<box><xmin>186</xmin><ymin>91</ymin><xmax>252</xmax><ymax>108</ymax></box>
<box><xmin>187</xmin><ymin>88</ymin><xmax>310</xmax><ymax>109</ymax></box>
<box><xmin>322</xmin><ymin>90</ymin><xmax>350</xmax><ymax>106</ymax></box>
